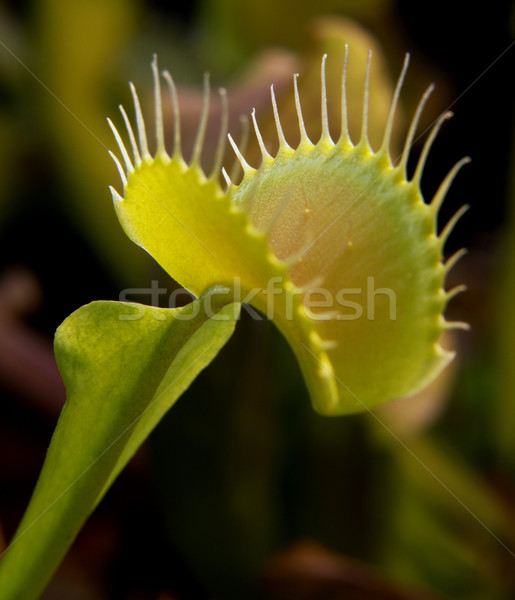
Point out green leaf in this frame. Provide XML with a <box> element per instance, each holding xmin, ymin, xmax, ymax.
<box><xmin>0</xmin><ymin>289</ymin><xmax>240</xmax><ymax>600</ymax></box>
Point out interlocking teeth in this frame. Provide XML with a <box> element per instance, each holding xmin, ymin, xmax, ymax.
<box><xmin>271</xmin><ymin>84</ymin><xmax>290</xmax><ymax>149</ymax></box>
<box><xmin>444</xmin><ymin>248</ymin><xmax>468</xmax><ymax>274</ymax></box>
<box><xmin>303</xmin><ymin>307</ymin><xmax>341</xmax><ymax>322</ymax></box>
<box><xmin>320</xmin><ymin>339</ymin><xmax>339</xmax><ymax>350</ymax></box>
<box><xmin>191</xmin><ymin>73</ymin><xmax>210</xmax><ymax>167</ymax></box>
<box><xmin>444</xmin><ymin>320</ymin><xmax>471</xmax><ymax>331</ymax></box>
<box><xmin>251</xmin><ymin>108</ymin><xmax>272</xmax><ymax>163</ymax></box>
<box><xmin>412</xmin><ymin>111</ymin><xmax>453</xmax><ymax>186</ymax></box>
<box><xmin>107</xmin><ymin>118</ymin><xmax>134</xmax><ymax>173</ymax></box>
<box><xmin>129</xmin><ymin>81</ymin><xmax>150</xmax><ymax>160</ymax></box>
<box><xmin>119</xmin><ymin>104</ymin><xmax>141</xmax><ymax>166</ymax></box>
<box><xmin>399</xmin><ymin>83</ymin><xmax>434</xmax><ymax>175</ymax></box>
<box><xmin>104</xmin><ymin>51</ymin><xmax>470</xmax><ymax>415</ymax></box>
<box><xmin>293</xmin><ymin>73</ymin><xmax>311</xmax><ymax>145</ymax></box>
<box><xmin>431</xmin><ymin>157</ymin><xmax>471</xmax><ymax>214</ymax></box>
<box><xmin>108</xmin><ymin>151</ymin><xmax>127</xmax><ymax>187</ymax></box>
<box><xmin>109</xmin><ymin>185</ymin><xmax>124</xmax><ymax>204</ymax></box>
<box><xmin>359</xmin><ymin>49</ymin><xmax>372</xmax><ymax>148</ymax></box>
<box><xmin>439</xmin><ymin>205</ymin><xmax>470</xmax><ymax>247</ymax></box>
<box><xmin>320</xmin><ymin>54</ymin><xmax>332</xmax><ymax>144</ymax></box>
<box><xmin>380</xmin><ymin>53</ymin><xmax>409</xmax><ymax>158</ymax></box>
<box><xmin>221</xmin><ymin>167</ymin><xmax>232</xmax><ymax>189</ymax></box>
<box><xmin>161</xmin><ymin>69</ymin><xmax>183</xmax><ymax>161</ymax></box>
<box><xmin>309</xmin><ymin>330</ymin><xmax>339</xmax><ymax>350</ymax></box>
<box><xmin>338</xmin><ymin>44</ymin><xmax>350</xmax><ymax>145</ymax></box>
<box><xmin>229</xmin><ymin>115</ymin><xmax>250</xmax><ymax>182</ymax></box>
<box><xmin>445</xmin><ymin>284</ymin><xmax>467</xmax><ymax>303</ymax></box>
<box><xmin>151</xmin><ymin>54</ymin><xmax>166</xmax><ymax>156</ymax></box>
<box><xmin>228</xmin><ymin>134</ymin><xmax>255</xmax><ymax>175</ymax></box>
<box><xmin>210</xmin><ymin>88</ymin><xmax>228</xmax><ymax>179</ymax></box>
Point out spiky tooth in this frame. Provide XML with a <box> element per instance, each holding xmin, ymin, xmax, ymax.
<box><xmin>435</xmin><ymin>342</ymin><xmax>456</xmax><ymax>361</ymax></box>
<box><xmin>242</xmin><ymin>219</ymin><xmax>266</xmax><ymax>238</ymax></box>
<box><xmin>439</xmin><ymin>205</ymin><xmax>469</xmax><ymax>248</ymax></box>
<box><xmin>338</xmin><ymin>44</ymin><xmax>350</xmax><ymax>145</ymax></box>
<box><xmin>270</xmin><ymin>84</ymin><xmax>290</xmax><ymax>149</ymax></box>
<box><xmin>267</xmin><ymin>250</ymin><xmax>291</xmax><ymax>271</ymax></box>
<box><xmin>119</xmin><ymin>104</ymin><xmax>141</xmax><ymax>167</ymax></box>
<box><xmin>230</xmin><ymin>114</ymin><xmax>250</xmax><ymax>183</ymax></box>
<box><xmin>107</xmin><ymin>118</ymin><xmax>134</xmax><ymax>172</ymax></box>
<box><xmin>161</xmin><ymin>70</ymin><xmax>183</xmax><ymax>161</ymax></box>
<box><xmin>280</xmin><ymin>250</ymin><xmax>304</xmax><ymax>268</ymax></box>
<box><xmin>303</xmin><ymin>306</ymin><xmax>340</xmax><ymax>322</ymax></box>
<box><xmin>151</xmin><ymin>54</ymin><xmax>166</xmax><ymax>155</ymax></box>
<box><xmin>251</xmin><ymin>108</ymin><xmax>272</xmax><ymax>162</ymax></box>
<box><xmin>412</xmin><ymin>111</ymin><xmax>453</xmax><ymax>185</ymax></box>
<box><xmin>109</xmin><ymin>185</ymin><xmax>124</xmax><ymax>204</ymax></box>
<box><xmin>431</xmin><ymin>157</ymin><xmax>471</xmax><ymax>214</ymax></box>
<box><xmin>443</xmin><ymin>320</ymin><xmax>471</xmax><ymax>331</ymax></box>
<box><xmin>293</xmin><ymin>73</ymin><xmax>311</xmax><ymax>145</ymax></box>
<box><xmin>308</xmin><ymin>330</ymin><xmax>338</xmax><ymax>351</ymax></box>
<box><xmin>108</xmin><ymin>151</ymin><xmax>127</xmax><ymax>186</ymax></box>
<box><xmin>445</xmin><ymin>284</ymin><xmax>467</xmax><ymax>302</ymax></box>
<box><xmin>320</xmin><ymin>309</ymin><xmax>341</xmax><ymax>321</ymax></box>
<box><xmin>191</xmin><ymin>72</ymin><xmax>210</xmax><ymax>167</ymax></box>
<box><xmin>221</xmin><ymin>166</ymin><xmax>232</xmax><ymax>189</ymax></box>
<box><xmin>380</xmin><ymin>53</ymin><xmax>409</xmax><ymax>158</ymax></box>
<box><xmin>399</xmin><ymin>83</ymin><xmax>434</xmax><ymax>174</ymax></box>
<box><xmin>210</xmin><ymin>88</ymin><xmax>228</xmax><ymax>179</ymax></box>
<box><xmin>358</xmin><ymin>50</ymin><xmax>372</xmax><ymax>148</ymax></box>
<box><xmin>320</xmin><ymin>54</ymin><xmax>332</xmax><ymax>144</ymax></box>
<box><xmin>227</xmin><ymin>134</ymin><xmax>255</xmax><ymax>174</ymax></box>
<box><xmin>444</xmin><ymin>248</ymin><xmax>468</xmax><ymax>274</ymax></box>
<box><xmin>129</xmin><ymin>81</ymin><xmax>151</xmax><ymax>160</ymax></box>
<box><xmin>320</xmin><ymin>339</ymin><xmax>338</xmax><ymax>350</ymax></box>
<box><xmin>280</xmin><ymin>235</ymin><xmax>317</xmax><ymax>267</ymax></box>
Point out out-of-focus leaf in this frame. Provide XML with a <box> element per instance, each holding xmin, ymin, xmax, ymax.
<box><xmin>260</xmin><ymin>539</ymin><xmax>445</xmax><ymax>600</ymax></box>
<box><xmin>0</xmin><ymin>6</ymin><xmax>25</xmax><ymax>225</ymax></box>
<box><xmin>30</xmin><ymin>0</ymin><xmax>144</xmax><ymax>282</ymax></box>
<box><xmin>0</xmin><ymin>290</ymin><xmax>240</xmax><ymax>600</ymax></box>
<box><xmin>199</xmin><ymin>0</ymin><xmax>393</xmax><ymax>68</ymax></box>
<box><xmin>374</xmin><ymin>428</ymin><xmax>513</xmax><ymax>598</ymax></box>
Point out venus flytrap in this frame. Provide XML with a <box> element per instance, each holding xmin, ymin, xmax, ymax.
<box><xmin>112</xmin><ymin>50</ymin><xmax>469</xmax><ymax>414</ymax></box>
<box><xmin>0</xmin><ymin>49</ymin><xmax>468</xmax><ymax>599</ymax></box>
